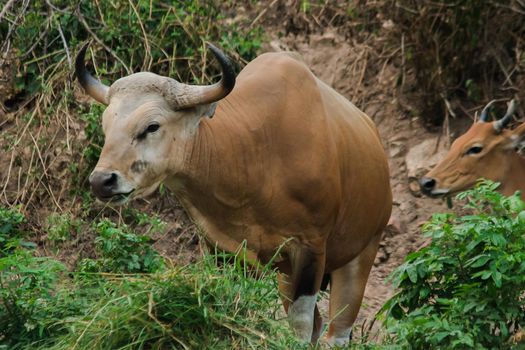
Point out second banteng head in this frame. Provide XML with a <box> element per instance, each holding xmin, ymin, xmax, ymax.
<box><xmin>420</xmin><ymin>99</ymin><xmax>525</xmax><ymax>197</ymax></box>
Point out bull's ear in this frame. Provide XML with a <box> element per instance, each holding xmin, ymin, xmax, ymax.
<box><xmin>197</xmin><ymin>102</ymin><xmax>218</xmax><ymax>119</ymax></box>
<box><xmin>508</xmin><ymin>123</ymin><xmax>525</xmax><ymax>154</ymax></box>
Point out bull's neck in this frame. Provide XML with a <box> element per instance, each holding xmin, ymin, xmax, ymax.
<box><xmin>501</xmin><ymin>153</ymin><xmax>525</xmax><ymax>197</ymax></box>
<box><xmin>171</xmin><ymin>117</ymin><xmax>233</xmax><ymax>194</ymax></box>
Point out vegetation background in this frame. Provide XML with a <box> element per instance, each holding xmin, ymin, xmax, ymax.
<box><xmin>1</xmin><ymin>0</ymin><xmax>524</xmax><ymax>349</ymax></box>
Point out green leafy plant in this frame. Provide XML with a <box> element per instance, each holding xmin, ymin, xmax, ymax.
<box><xmin>79</xmin><ymin>219</ymin><xmax>163</xmax><ymax>274</ymax></box>
<box><xmin>0</xmin><ymin>206</ymin><xmax>34</xmax><ymax>255</ymax></box>
<box><xmin>380</xmin><ymin>180</ymin><xmax>525</xmax><ymax>349</ymax></box>
<box><xmin>45</xmin><ymin>212</ymin><xmax>81</xmax><ymax>243</ymax></box>
<box><xmin>0</xmin><ymin>251</ymin><xmax>68</xmax><ymax>348</ymax></box>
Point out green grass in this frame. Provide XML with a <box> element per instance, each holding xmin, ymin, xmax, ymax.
<box><xmin>0</xmin><ymin>206</ymin><xmax>303</xmax><ymax>349</ymax></box>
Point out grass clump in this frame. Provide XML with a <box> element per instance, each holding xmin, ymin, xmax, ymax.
<box><xmin>380</xmin><ymin>180</ymin><xmax>525</xmax><ymax>349</ymax></box>
<box><xmin>46</xmin><ymin>212</ymin><xmax>81</xmax><ymax>243</ymax></box>
<box><xmin>1</xmin><ymin>233</ymin><xmax>301</xmax><ymax>349</ymax></box>
<box><xmin>0</xmin><ymin>206</ymin><xmax>26</xmax><ymax>253</ymax></box>
<box><xmin>44</xmin><ymin>252</ymin><xmax>301</xmax><ymax>350</ymax></box>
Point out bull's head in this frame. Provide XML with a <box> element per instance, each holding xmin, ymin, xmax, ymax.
<box><xmin>419</xmin><ymin>99</ymin><xmax>523</xmax><ymax>197</ymax></box>
<box><xmin>76</xmin><ymin>43</ymin><xmax>235</xmax><ymax>204</ymax></box>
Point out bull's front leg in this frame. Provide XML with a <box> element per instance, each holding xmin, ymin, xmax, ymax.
<box><xmin>278</xmin><ymin>246</ymin><xmax>326</xmax><ymax>342</ymax></box>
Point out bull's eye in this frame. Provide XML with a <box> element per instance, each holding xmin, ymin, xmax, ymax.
<box><xmin>146</xmin><ymin>123</ymin><xmax>160</xmax><ymax>133</ymax></box>
<box><xmin>466</xmin><ymin>145</ymin><xmax>483</xmax><ymax>155</ymax></box>
<box><xmin>137</xmin><ymin>123</ymin><xmax>160</xmax><ymax>140</ymax></box>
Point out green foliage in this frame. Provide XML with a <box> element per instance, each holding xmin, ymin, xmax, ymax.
<box><xmin>0</xmin><ymin>250</ymin><xmax>68</xmax><ymax>348</ymax></box>
<box><xmin>381</xmin><ymin>180</ymin><xmax>525</xmax><ymax>349</ymax></box>
<box><xmin>45</xmin><ymin>252</ymin><xmax>300</xmax><ymax>350</ymax></box>
<box><xmin>79</xmin><ymin>104</ymin><xmax>106</xmax><ymax>172</ymax></box>
<box><xmin>0</xmin><ymin>206</ymin><xmax>34</xmax><ymax>255</ymax></box>
<box><xmin>123</xmin><ymin>208</ymin><xmax>167</xmax><ymax>235</ymax></box>
<box><xmin>1</xmin><ymin>248</ymin><xmax>300</xmax><ymax>350</ymax></box>
<box><xmin>45</xmin><ymin>213</ymin><xmax>81</xmax><ymax>243</ymax></box>
<box><xmin>8</xmin><ymin>0</ymin><xmax>263</xmax><ymax>95</ymax></box>
<box><xmin>79</xmin><ymin>219</ymin><xmax>163</xmax><ymax>274</ymax></box>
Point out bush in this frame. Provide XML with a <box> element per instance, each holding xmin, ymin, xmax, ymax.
<box><xmin>45</xmin><ymin>213</ymin><xmax>81</xmax><ymax>243</ymax></box>
<box><xmin>380</xmin><ymin>180</ymin><xmax>525</xmax><ymax>349</ymax></box>
<box><xmin>45</xmin><ymin>252</ymin><xmax>301</xmax><ymax>350</ymax></box>
<box><xmin>79</xmin><ymin>219</ymin><xmax>163</xmax><ymax>274</ymax></box>
<box><xmin>0</xmin><ymin>251</ymin><xmax>68</xmax><ymax>348</ymax></box>
<box><xmin>381</xmin><ymin>0</ymin><xmax>525</xmax><ymax>125</ymax></box>
<box><xmin>0</xmin><ymin>206</ymin><xmax>33</xmax><ymax>255</ymax></box>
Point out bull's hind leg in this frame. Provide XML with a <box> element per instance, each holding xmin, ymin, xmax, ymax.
<box><xmin>277</xmin><ymin>246</ymin><xmax>326</xmax><ymax>342</ymax></box>
<box><xmin>326</xmin><ymin>233</ymin><xmax>381</xmax><ymax>346</ymax></box>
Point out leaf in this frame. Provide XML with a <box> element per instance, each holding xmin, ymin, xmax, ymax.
<box><xmin>466</xmin><ymin>254</ymin><xmax>491</xmax><ymax>268</ymax></box>
<box><xmin>407</xmin><ymin>267</ymin><xmax>418</xmax><ymax>283</ymax></box>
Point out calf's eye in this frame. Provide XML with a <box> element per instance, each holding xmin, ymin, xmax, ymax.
<box><xmin>466</xmin><ymin>145</ymin><xmax>483</xmax><ymax>155</ymax></box>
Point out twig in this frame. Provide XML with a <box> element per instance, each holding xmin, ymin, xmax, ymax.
<box><xmin>0</xmin><ymin>0</ymin><xmax>16</xmax><ymax>23</ymax></box>
<box><xmin>128</xmin><ymin>0</ymin><xmax>152</xmax><ymax>70</ymax></box>
<box><xmin>55</xmin><ymin>18</ymin><xmax>72</xmax><ymax>68</ymax></box>
<box><xmin>1</xmin><ymin>0</ymin><xmax>30</xmax><ymax>53</ymax></box>
<box><xmin>401</xmin><ymin>33</ymin><xmax>405</xmax><ymax>88</ymax></box>
<box><xmin>75</xmin><ymin>10</ymin><xmax>131</xmax><ymax>74</ymax></box>
<box><xmin>441</xmin><ymin>94</ymin><xmax>457</xmax><ymax>118</ymax></box>
<box><xmin>249</xmin><ymin>0</ymin><xmax>278</xmax><ymax>29</ymax></box>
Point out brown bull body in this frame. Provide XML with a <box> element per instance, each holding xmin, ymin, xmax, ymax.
<box><xmin>77</xmin><ymin>45</ymin><xmax>392</xmax><ymax>345</ymax></box>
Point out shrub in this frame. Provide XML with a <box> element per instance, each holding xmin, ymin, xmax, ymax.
<box><xmin>45</xmin><ymin>213</ymin><xmax>81</xmax><ymax>243</ymax></box>
<box><xmin>0</xmin><ymin>206</ymin><xmax>33</xmax><ymax>255</ymax></box>
<box><xmin>0</xmin><ymin>251</ymin><xmax>68</xmax><ymax>348</ymax></box>
<box><xmin>380</xmin><ymin>180</ymin><xmax>525</xmax><ymax>349</ymax></box>
<box><xmin>380</xmin><ymin>1</ymin><xmax>525</xmax><ymax>125</ymax></box>
<box><xmin>45</xmin><ymin>252</ymin><xmax>301</xmax><ymax>350</ymax></box>
<box><xmin>79</xmin><ymin>219</ymin><xmax>163</xmax><ymax>274</ymax></box>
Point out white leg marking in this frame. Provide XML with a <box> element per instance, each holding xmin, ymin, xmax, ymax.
<box><xmin>288</xmin><ymin>294</ymin><xmax>317</xmax><ymax>342</ymax></box>
<box><xmin>326</xmin><ymin>327</ymin><xmax>352</xmax><ymax>346</ymax></box>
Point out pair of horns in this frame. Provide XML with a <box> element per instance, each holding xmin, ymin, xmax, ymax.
<box><xmin>75</xmin><ymin>42</ymin><xmax>236</xmax><ymax>108</ymax></box>
<box><xmin>479</xmin><ymin>99</ymin><xmax>518</xmax><ymax>131</ymax></box>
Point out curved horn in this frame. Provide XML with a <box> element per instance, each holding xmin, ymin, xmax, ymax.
<box><xmin>164</xmin><ymin>43</ymin><xmax>236</xmax><ymax>109</ymax></box>
<box><xmin>75</xmin><ymin>42</ymin><xmax>110</xmax><ymax>105</ymax></box>
<box><xmin>493</xmin><ymin>99</ymin><xmax>518</xmax><ymax>132</ymax></box>
<box><xmin>479</xmin><ymin>99</ymin><xmax>497</xmax><ymax>122</ymax></box>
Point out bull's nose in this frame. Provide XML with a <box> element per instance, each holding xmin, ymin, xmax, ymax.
<box><xmin>89</xmin><ymin>171</ymin><xmax>119</xmax><ymax>198</ymax></box>
<box><xmin>419</xmin><ymin>176</ymin><xmax>436</xmax><ymax>194</ymax></box>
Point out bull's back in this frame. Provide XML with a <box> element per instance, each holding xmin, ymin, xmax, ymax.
<box><xmin>198</xmin><ymin>52</ymin><xmax>391</xmax><ymax>270</ymax></box>
<box><xmin>316</xmin><ymin>81</ymin><xmax>392</xmax><ymax>270</ymax></box>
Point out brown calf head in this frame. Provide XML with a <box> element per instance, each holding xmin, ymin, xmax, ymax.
<box><xmin>420</xmin><ymin>99</ymin><xmax>523</xmax><ymax>196</ymax></box>
<box><xmin>75</xmin><ymin>43</ymin><xmax>235</xmax><ymax>204</ymax></box>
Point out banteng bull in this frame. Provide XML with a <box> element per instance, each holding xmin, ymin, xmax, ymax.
<box><xmin>420</xmin><ymin>99</ymin><xmax>524</xmax><ymax>198</ymax></box>
<box><xmin>76</xmin><ymin>43</ymin><xmax>392</xmax><ymax>345</ymax></box>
